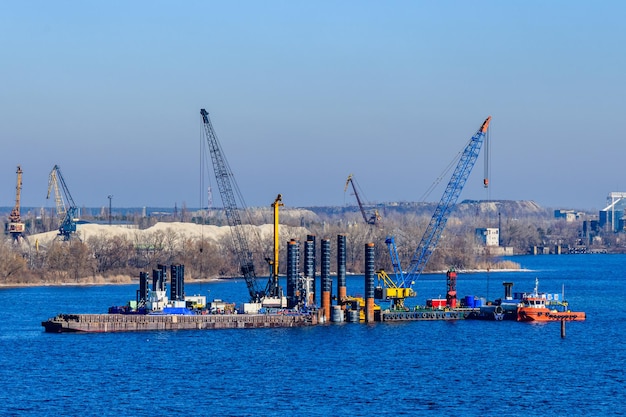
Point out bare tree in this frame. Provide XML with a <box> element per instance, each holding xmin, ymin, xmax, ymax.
<box><xmin>67</xmin><ymin>240</ymin><xmax>96</xmax><ymax>282</ymax></box>
<box><xmin>87</xmin><ymin>234</ymin><xmax>133</xmax><ymax>274</ymax></box>
<box><xmin>132</xmin><ymin>230</ymin><xmax>168</xmax><ymax>268</ymax></box>
<box><xmin>0</xmin><ymin>240</ymin><xmax>27</xmax><ymax>282</ymax></box>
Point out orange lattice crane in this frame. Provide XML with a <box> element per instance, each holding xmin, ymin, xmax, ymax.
<box><xmin>7</xmin><ymin>165</ymin><xmax>25</xmax><ymax>241</ymax></box>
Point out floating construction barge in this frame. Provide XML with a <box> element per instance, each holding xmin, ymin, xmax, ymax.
<box><xmin>42</xmin><ymin>263</ymin><xmax>320</xmax><ymax>333</ymax></box>
<box><xmin>42</xmin><ymin>308</ymin><xmax>464</xmax><ymax>333</ymax></box>
<box><xmin>42</xmin><ymin>312</ymin><xmax>317</xmax><ymax>333</ymax></box>
<box><xmin>41</xmin><ymin>238</ymin><xmax>477</xmax><ymax>333</ymax></box>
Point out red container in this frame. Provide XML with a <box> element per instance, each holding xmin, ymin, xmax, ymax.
<box><xmin>427</xmin><ymin>299</ymin><xmax>447</xmax><ymax>308</ymax></box>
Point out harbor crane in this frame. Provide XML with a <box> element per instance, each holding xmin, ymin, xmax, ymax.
<box><xmin>377</xmin><ymin>116</ymin><xmax>492</xmax><ymax>310</ymax></box>
<box><xmin>7</xmin><ymin>165</ymin><xmax>25</xmax><ymax>241</ymax></box>
<box><xmin>46</xmin><ymin>165</ymin><xmax>79</xmax><ymax>240</ymax></box>
<box><xmin>344</xmin><ymin>174</ymin><xmax>381</xmax><ymax>226</ymax></box>
<box><xmin>200</xmin><ymin>109</ymin><xmax>284</xmax><ymax>306</ymax></box>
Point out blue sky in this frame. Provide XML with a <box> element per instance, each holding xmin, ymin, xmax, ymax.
<box><xmin>1</xmin><ymin>1</ymin><xmax>624</xmax><ymax>212</ymax></box>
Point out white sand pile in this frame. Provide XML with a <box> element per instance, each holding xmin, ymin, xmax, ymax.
<box><xmin>27</xmin><ymin>221</ymin><xmax>311</xmax><ymax>249</ymax></box>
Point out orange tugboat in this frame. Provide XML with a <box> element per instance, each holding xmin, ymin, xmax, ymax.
<box><xmin>517</xmin><ymin>279</ymin><xmax>586</xmax><ymax>322</ymax></box>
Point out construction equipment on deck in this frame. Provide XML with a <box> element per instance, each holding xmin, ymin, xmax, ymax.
<box><xmin>7</xmin><ymin>165</ymin><xmax>25</xmax><ymax>241</ymax></box>
<box><xmin>264</xmin><ymin>193</ymin><xmax>284</xmax><ymax>306</ymax></box>
<box><xmin>377</xmin><ymin>116</ymin><xmax>492</xmax><ymax>310</ymax></box>
<box><xmin>46</xmin><ymin>165</ymin><xmax>79</xmax><ymax>240</ymax></box>
<box><xmin>344</xmin><ymin>174</ymin><xmax>381</xmax><ymax>226</ymax></box>
<box><xmin>200</xmin><ymin>109</ymin><xmax>285</xmax><ymax>306</ymax></box>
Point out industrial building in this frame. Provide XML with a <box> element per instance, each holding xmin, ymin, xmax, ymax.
<box><xmin>475</xmin><ymin>227</ymin><xmax>500</xmax><ymax>247</ymax></box>
<box><xmin>554</xmin><ymin>209</ymin><xmax>583</xmax><ymax>222</ymax></box>
<box><xmin>599</xmin><ymin>192</ymin><xmax>626</xmax><ymax>232</ymax></box>
<box><xmin>474</xmin><ymin>227</ymin><xmax>513</xmax><ymax>256</ymax></box>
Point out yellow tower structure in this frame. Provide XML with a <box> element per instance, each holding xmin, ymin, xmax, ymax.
<box><xmin>272</xmin><ymin>194</ymin><xmax>284</xmax><ymax>281</ymax></box>
<box><xmin>262</xmin><ymin>194</ymin><xmax>287</xmax><ymax>308</ymax></box>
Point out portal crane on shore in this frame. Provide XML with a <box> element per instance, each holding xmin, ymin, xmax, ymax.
<box><xmin>46</xmin><ymin>165</ymin><xmax>79</xmax><ymax>240</ymax></box>
<box><xmin>344</xmin><ymin>174</ymin><xmax>381</xmax><ymax>226</ymax></box>
<box><xmin>7</xmin><ymin>165</ymin><xmax>25</xmax><ymax>241</ymax></box>
<box><xmin>200</xmin><ymin>109</ymin><xmax>284</xmax><ymax>305</ymax></box>
<box><xmin>378</xmin><ymin>116</ymin><xmax>491</xmax><ymax>310</ymax></box>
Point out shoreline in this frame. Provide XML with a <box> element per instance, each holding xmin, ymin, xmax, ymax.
<box><xmin>0</xmin><ymin>268</ymin><xmax>530</xmax><ymax>290</ymax></box>
<box><xmin>0</xmin><ymin>277</ymin><xmax>228</xmax><ymax>289</ymax></box>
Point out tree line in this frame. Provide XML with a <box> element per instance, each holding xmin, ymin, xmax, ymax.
<box><xmin>0</xmin><ymin>202</ymin><xmax>611</xmax><ymax>286</ymax></box>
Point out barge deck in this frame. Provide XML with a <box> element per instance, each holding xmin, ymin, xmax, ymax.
<box><xmin>42</xmin><ymin>312</ymin><xmax>318</xmax><ymax>333</ymax></box>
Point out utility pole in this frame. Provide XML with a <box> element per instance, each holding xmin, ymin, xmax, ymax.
<box><xmin>498</xmin><ymin>212</ymin><xmax>502</xmax><ymax>246</ymax></box>
<box><xmin>108</xmin><ymin>195</ymin><xmax>113</xmax><ymax>225</ymax></box>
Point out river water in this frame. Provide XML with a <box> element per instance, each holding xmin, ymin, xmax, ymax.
<box><xmin>0</xmin><ymin>254</ymin><xmax>623</xmax><ymax>416</ymax></box>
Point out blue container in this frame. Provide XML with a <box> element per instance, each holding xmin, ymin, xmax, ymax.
<box><xmin>464</xmin><ymin>296</ymin><xmax>475</xmax><ymax>308</ymax></box>
<box><xmin>162</xmin><ymin>307</ymin><xmax>194</xmax><ymax>315</ymax></box>
<box><xmin>474</xmin><ymin>298</ymin><xmax>483</xmax><ymax>308</ymax></box>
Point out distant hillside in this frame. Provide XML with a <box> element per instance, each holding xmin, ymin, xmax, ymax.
<box><xmin>302</xmin><ymin>200</ymin><xmax>552</xmax><ymax>220</ymax></box>
<box><xmin>0</xmin><ymin>201</ymin><xmax>561</xmax><ymax>234</ymax></box>
<box><xmin>455</xmin><ymin>200</ymin><xmax>550</xmax><ymax>218</ymax></box>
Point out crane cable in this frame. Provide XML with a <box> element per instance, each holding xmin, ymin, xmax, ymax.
<box><xmin>484</xmin><ymin>125</ymin><xmax>492</xmax><ymax>299</ymax></box>
<box><xmin>418</xmin><ymin>141</ymin><xmax>468</xmax><ymax>203</ymax></box>
<box><xmin>420</xmin><ymin>122</ymin><xmax>492</xmax><ymax>204</ymax></box>
<box><xmin>199</xmin><ymin>121</ymin><xmax>206</xmax><ymax>249</ymax></box>
<box><xmin>199</xmin><ymin>115</ymin><xmax>271</xmax><ymax>265</ymax></box>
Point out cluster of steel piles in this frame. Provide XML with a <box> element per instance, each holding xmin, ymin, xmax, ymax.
<box><xmin>320</xmin><ymin>238</ymin><xmax>330</xmax><ymax>319</ymax></box>
<box><xmin>170</xmin><ymin>264</ymin><xmax>185</xmax><ymax>301</ymax></box>
<box><xmin>286</xmin><ymin>234</ymin><xmax>377</xmax><ymax>323</ymax></box>
<box><xmin>286</xmin><ymin>237</ymin><xmax>313</xmax><ymax>309</ymax></box>
<box><xmin>137</xmin><ymin>264</ymin><xmax>185</xmax><ymax>304</ymax></box>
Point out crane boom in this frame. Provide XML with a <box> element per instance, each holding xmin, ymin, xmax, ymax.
<box><xmin>402</xmin><ymin>116</ymin><xmax>491</xmax><ymax>287</ymax></box>
<box><xmin>200</xmin><ymin>109</ymin><xmax>264</xmax><ymax>302</ymax></box>
<box><xmin>47</xmin><ymin>165</ymin><xmax>79</xmax><ymax>240</ymax></box>
<box><xmin>344</xmin><ymin>174</ymin><xmax>380</xmax><ymax>225</ymax></box>
<box><xmin>385</xmin><ymin>236</ymin><xmax>404</xmax><ymax>280</ymax></box>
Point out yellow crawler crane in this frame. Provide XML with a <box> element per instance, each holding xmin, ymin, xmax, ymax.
<box><xmin>375</xmin><ymin>269</ymin><xmax>415</xmax><ymax>311</ymax></box>
<box><xmin>341</xmin><ymin>295</ymin><xmax>381</xmax><ymax>321</ymax></box>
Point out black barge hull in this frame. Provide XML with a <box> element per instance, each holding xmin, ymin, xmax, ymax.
<box><xmin>381</xmin><ymin>309</ymin><xmax>475</xmax><ymax>321</ymax></box>
<box><xmin>42</xmin><ymin>313</ymin><xmax>318</xmax><ymax>333</ymax></box>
